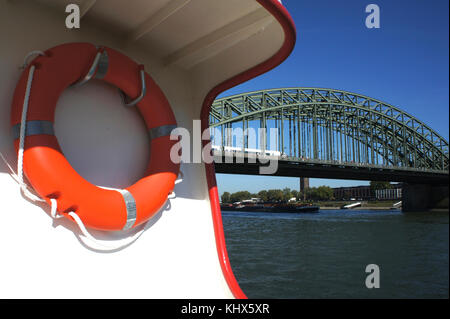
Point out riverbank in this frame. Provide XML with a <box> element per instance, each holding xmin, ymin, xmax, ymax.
<box><xmin>320</xmin><ymin>206</ymin><xmax>398</xmax><ymax>210</ymax></box>
<box><xmin>221</xmin><ymin>203</ymin><xmax>320</xmax><ymax>213</ymax></box>
<box><xmin>313</xmin><ymin>200</ymin><xmax>399</xmax><ymax>210</ymax></box>
<box><xmin>221</xmin><ymin>200</ymin><xmax>401</xmax><ymax>212</ymax></box>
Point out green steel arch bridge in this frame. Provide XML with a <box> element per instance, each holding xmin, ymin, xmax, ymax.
<box><xmin>209</xmin><ymin>88</ymin><xmax>449</xmax><ymax>184</ymax></box>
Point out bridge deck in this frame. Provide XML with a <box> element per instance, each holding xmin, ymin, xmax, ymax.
<box><xmin>213</xmin><ymin>152</ymin><xmax>449</xmax><ymax>184</ymax></box>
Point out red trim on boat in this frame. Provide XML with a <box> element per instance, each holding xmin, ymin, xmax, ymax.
<box><xmin>200</xmin><ymin>0</ymin><xmax>297</xmax><ymax>299</ymax></box>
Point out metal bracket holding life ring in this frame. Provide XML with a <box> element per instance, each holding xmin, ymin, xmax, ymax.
<box><xmin>10</xmin><ymin>43</ymin><xmax>182</xmax><ymax>236</ymax></box>
<box><xmin>70</xmin><ymin>46</ymin><xmax>147</xmax><ymax>107</ymax></box>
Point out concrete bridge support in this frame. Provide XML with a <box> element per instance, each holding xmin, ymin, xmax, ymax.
<box><xmin>300</xmin><ymin>177</ymin><xmax>310</xmax><ymax>200</ymax></box>
<box><xmin>402</xmin><ymin>183</ymin><xmax>449</xmax><ymax>212</ymax></box>
<box><xmin>300</xmin><ymin>177</ymin><xmax>310</xmax><ymax>193</ymax></box>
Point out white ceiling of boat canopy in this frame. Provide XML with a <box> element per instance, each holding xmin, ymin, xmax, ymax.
<box><xmin>34</xmin><ymin>0</ymin><xmax>277</xmax><ymax>70</ymax></box>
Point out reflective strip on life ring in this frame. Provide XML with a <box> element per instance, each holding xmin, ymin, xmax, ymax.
<box><xmin>10</xmin><ymin>43</ymin><xmax>180</xmax><ymax>231</ymax></box>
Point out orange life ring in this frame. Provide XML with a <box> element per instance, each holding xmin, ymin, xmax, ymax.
<box><xmin>10</xmin><ymin>43</ymin><xmax>180</xmax><ymax>231</ymax></box>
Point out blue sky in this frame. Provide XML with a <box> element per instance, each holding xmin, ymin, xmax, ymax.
<box><xmin>216</xmin><ymin>0</ymin><xmax>449</xmax><ymax>195</ymax></box>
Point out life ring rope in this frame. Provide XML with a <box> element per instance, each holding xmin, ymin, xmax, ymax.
<box><xmin>17</xmin><ymin>64</ymin><xmax>44</xmax><ymax>203</ymax></box>
<box><xmin>50</xmin><ymin>198</ymin><xmax>148</xmax><ymax>252</ymax></box>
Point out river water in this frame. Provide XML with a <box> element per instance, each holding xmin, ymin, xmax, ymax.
<box><xmin>222</xmin><ymin>209</ymin><xmax>449</xmax><ymax>299</ymax></box>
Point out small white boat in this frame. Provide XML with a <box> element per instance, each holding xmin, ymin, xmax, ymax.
<box><xmin>341</xmin><ymin>202</ymin><xmax>362</xmax><ymax>209</ymax></box>
<box><xmin>392</xmin><ymin>201</ymin><xmax>402</xmax><ymax>209</ymax></box>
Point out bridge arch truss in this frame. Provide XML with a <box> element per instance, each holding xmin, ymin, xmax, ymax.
<box><xmin>210</xmin><ymin>88</ymin><xmax>449</xmax><ymax>173</ymax></box>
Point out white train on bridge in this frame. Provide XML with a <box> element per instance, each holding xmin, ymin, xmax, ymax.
<box><xmin>212</xmin><ymin>145</ymin><xmax>282</xmax><ymax>157</ymax></box>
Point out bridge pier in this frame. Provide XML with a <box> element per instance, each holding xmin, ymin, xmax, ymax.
<box><xmin>402</xmin><ymin>183</ymin><xmax>449</xmax><ymax>212</ymax></box>
<box><xmin>300</xmin><ymin>177</ymin><xmax>310</xmax><ymax>200</ymax></box>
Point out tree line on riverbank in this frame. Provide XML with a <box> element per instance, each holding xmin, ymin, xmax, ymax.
<box><xmin>221</xmin><ymin>186</ymin><xmax>334</xmax><ymax>204</ymax></box>
<box><xmin>221</xmin><ymin>181</ymin><xmax>393</xmax><ymax>204</ymax></box>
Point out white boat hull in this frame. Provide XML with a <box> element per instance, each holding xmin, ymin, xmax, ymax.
<box><xmin>0</xmin><ymin>0</ymin><xmax>294</xmax><ymax>298</ymax></box>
